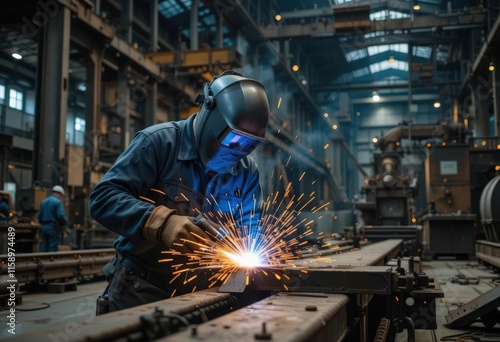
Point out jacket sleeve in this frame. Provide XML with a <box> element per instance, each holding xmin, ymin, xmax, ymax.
<box><xmin>88</xmin><ymin>131</ymin><xmax>163</xmax><ymax>240</ymax></box>
<box><xmin>56</xmin><ymin>200</ymin><xmax>68</xmax><ymax>225</ymax></box>
<box><xmin>37</xmin><ymin>202</ymin><xmax>44</xmax><ymax>223</ymax></box>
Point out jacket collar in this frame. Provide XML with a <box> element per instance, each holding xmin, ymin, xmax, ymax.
<box><xmin>177</xmin><ymin>115</ymin><xmax>199</xmax><ymax>161</ymax></box>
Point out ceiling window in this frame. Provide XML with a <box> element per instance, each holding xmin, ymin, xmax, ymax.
<box><xmin>9</xmin><ymin>89</ymin><xmax>23</xmax><ymax>111</ymax></box>
<box><xmin>364</xmin><ymin>31</ymin><xmax>386</xmax><ymax>39</ymax></box>
<box><xmin>345</xmin><ymin>49</ymin><xmax>368</xmax><ymax>62</ymax></box>
<box><xmin>368</xmin><ymin>44</ymin><xmax>408</xmax><ymax>56</ymax></box>
<box><xmin>413</xmin><ymin>46</ymin><xmax>432</xmax><ymax>59</ymax></box>
<box><xmin>370</xmin><ymin>61</ymin><xmax>408</xmax><ymax>73</ymax></box>
<box><xmin>370</xmin><ymin>10</ymin><xmax>409</xmax><ymax>21</ymax></box>
<box><xmin>0</xmin><ymin>84</ymin><xmax>5</xmax><ymax>104</ymax></box>
<box><xmin>159</xmin><ymin>0</ymin><xmax>191</xmax><ymax>18</ymax></box>
<box><xmin>75</xmin><ymin>117</ymin><xmax>86</xmax><ymax>132</ymax></box>
<box><xmin>352</xmin><ymin>67</ymin><xmax>370</xmax><ymax>78</ymax></box>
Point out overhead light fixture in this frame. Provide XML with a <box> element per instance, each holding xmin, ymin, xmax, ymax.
<box><xmin>292</xmin><ymin>64</ymin><xmax>299</xmax><ymax>72</ymax></box>
<box><xmin>301</xmin><ymin>79</ymin><xmax>307</xmax><ymax>86</ymax></box>
<box><xmin>12</xmin><ymin>52</ymin><xmax>22</xmax><ymax>60</ymax></box>
<box><xmin>413</xmin><ymin>4</ymin><xmax>421</xmax><ymax>10</ymax></box>
<box><xmin>489</xmin><ymin>62</ymin><xmax>495</xmax><ymax>71</ymax></box>
<box><xmin>323</xmin><ymin>113</ymin><xmax>329</xmax><ymax>118</ymax></box>
<box><xmin>372</xmin><ymin>91</ymin><xmax>380</xmax><ymax>102</ymax></box>
<box><xmin>275</xmin><ymin>14</ymin><xmax>282</xmax><ymax>21</ymax></box>
<box><xmin>433</xmin><ymin>101</ymin><xmax>441</xmax><ymax>108</ymax></box>
<box><xmin>389</xmin><ymin>55</ymin><xmax>395</xmax><ymax>63</ymax></box>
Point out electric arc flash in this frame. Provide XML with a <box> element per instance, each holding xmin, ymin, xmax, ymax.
<box><xmin>223</xmin><ymin>251</ymin><xmax>264</xmax><ymax>267</ymax></box>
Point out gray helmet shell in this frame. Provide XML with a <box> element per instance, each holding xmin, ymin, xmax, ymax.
<box><xmin>193</xmin><ymin>72</ymin><xmax>270</xmax><ymax>167</ymax></box>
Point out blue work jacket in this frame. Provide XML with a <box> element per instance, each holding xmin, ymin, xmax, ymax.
<box><xmin>89</xmin><ymin>115</ymin><xmax>263</xmax><ymax>278</ymax></box>
<box><xmin>38</xmin><ymin>194</ymin><xmax>68</xmax><ymax>226</ymax></box>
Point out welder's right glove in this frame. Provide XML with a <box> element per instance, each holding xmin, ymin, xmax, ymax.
<box><xmin>143</xmin><ymin>206</ymin><xmax>210</xmax><ymax>253</ymax></box>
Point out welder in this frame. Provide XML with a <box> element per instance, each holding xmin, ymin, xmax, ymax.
<box><xmin>89</xmin><ymin>71</ymin><xmax>270</xmax><ymax>313</ymax></box>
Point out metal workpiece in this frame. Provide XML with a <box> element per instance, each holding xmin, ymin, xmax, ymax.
<box><xmin>0</xmin><ymin>248</ymin><xmax>115</xmax><ymax>284</ymax></box>
<box><xmin>159</xmin><ymin>292</ymin><xmax>350</xmax><ymax>342</ymax></box>
<box><xmin>291</xmin><ymin>239</ymin><xmax>403</xmax><ymax>267</ymax></box>
<box><xmin>250</xmin><ymin>265</ymin><xmax>395</xmax><ymax>295</ymax></box>
<box><xmin>5</xmin><ymin>288</ymin><xmax>235</xmax><ymax>342</ymax></box>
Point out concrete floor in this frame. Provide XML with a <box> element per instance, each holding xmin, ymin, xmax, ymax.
<box><xmin>0</xmin><ymin>281</ymin><xmax>103</xmax><ymax>340</ymax></box>
<box><xmin>2</xmin><ymin>260</ymin><xmax>500</xmax><ymax>341</ymax></box>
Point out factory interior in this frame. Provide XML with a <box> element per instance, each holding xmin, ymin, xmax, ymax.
<box><xmin>1</xmin><ymin>0</ymin><xmax>500</xmax><ymax>341</ymax></box>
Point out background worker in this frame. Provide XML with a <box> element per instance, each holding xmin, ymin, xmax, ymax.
<box><xmin>89</xmin><ymin>71</ymin><xmax>270</xmax><ymax>312</ymax></box>
<box><xmin>0</xmin><ymin>194</ymin><xmax>11</xmax><ymax>222</ymax></box>
<box><xmin>38</xmin><ymin>185</ymin><xmax>69</xmax><ymax>252</ymax></box>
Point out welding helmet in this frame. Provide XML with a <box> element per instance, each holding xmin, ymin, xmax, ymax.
<box><xmin>193</xmin><ymin>71</ymin><xmax>270</xmax><ymax>173</ymax></box>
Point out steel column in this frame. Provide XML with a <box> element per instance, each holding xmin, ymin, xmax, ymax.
<box><xmin>118</xmin><ymin>65</ymin><xmax>131</xmax><ymax>148</ymax></box>
<box><xmin>120</xmin><ymin>0</ymin><xmax>134</xmax><ymax>44</ymax></box>
<box><xmin>215</xmin><ymin>14</ymin><xmax>224</xmax><ymax>48</ymax></box>
<box><xmin>492</xmin><ymin>53</ymin><xmax>500</xmax><ymax>135</ymax></box>
<box><xmin>190</xmin><ymin>0</ymin><xmax>199</xmax><ymax>50</ymax></box>
<box><xmin>471</xmin><ymin>83</ymin><xmax>491</xmax><ymax>137</ymax></box>
<box><xmin>144</xmin><ymin>78</ymin><xmax>157</xmax><ymax>127</ymax></box>
<box><xmin>85</xmin><ymin>50</ymin><xmax>103</xmax><ymax>169</ymax></box>
<box><xmin>34</xmin><ymin>6</ymin><xmax>71</xmax><ymax>186</ymax></box>
<box><xmin>150</xmin><ymin>0</ymin><xmax>159</xmax><ymax>52</ymax></box>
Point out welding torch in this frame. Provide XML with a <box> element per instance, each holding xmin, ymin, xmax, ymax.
<box><xmin>192</xmin><ymin>214</ymin><xmax>227</xmax><ymax>252</ymax></box>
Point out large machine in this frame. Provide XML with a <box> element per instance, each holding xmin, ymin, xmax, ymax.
<box><xmin>355</xmin><ymin>121</ymin><xmax>479</xmax><ymax>258</ymax></box>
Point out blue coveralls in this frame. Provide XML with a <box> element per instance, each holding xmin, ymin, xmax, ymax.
<box><xmin>38</xmin><ymin>194</ymin><xmax>69</xmax><ymax>252</ymax></box>
<box><xmin>89</xmin><ymin>115</ymin><xmax>262</xmax><ymax>311</ymax></box>
<box><xmin>0</xmin><ymin>200</ymin><xmax>10</xmax><ymax>222</ymax></box>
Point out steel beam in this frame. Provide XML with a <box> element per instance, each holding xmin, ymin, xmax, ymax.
<box><xmin>0</xmin><ymin>249</ymin><xmax>115</xmax><ymax>284</ymax></box>
<box><xmin>251</xmin><ymin>265</ymin><xmax>395</xmax><ymax>295</ymax></box>
<box><xmin>34</xmin><ymin>5</ymin><xmax>71</xmax><ymax>186</ymax></box>
<box><xmin>163</xmin><ymin>292</ymin><xmax>350</xmax><ymax>342</ymax></box>
<box><xmin>5</xmin><ymin>288</ymin><xmax>234</xmax><ymax>342</ymax></box>
<box><xmin>261</xmin><ymin>13</ymin><xmax>486</xmax><ymax>39</ymax></box>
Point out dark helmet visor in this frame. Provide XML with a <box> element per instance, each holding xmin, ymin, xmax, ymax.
<box><xmin>218</xmin><ymin>129</ymin><xmax>265</xmax><ymax>153</ymax></box>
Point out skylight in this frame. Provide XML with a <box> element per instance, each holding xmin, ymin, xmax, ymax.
<box><xmin>345</xmin><ymin>49</ymin><xmax>368</xmax><ymax>62</ymax></box>
<box><xmin>413</xmin><ymin>46</ymin><xmax>432</xmax><ymax>59</ymax></box>
<box><xmin>364</xmin><ymin>31</ymin><xmax>386</xmax><ymax>39</ymax></box>
<box><xmin>369</xmin><ymin>60</ymin><xmax>408</xmax><ymax>73</ymax></box>
<box><xmin>352</xmin><ymin>67</ymin><xmax>370</xmax><ymax>77</ymax></box>
<box><xmin>159</xmin><ymin>0</ymin><xmax>191</xmax><ymax>19</ymax></box>
<box><xmin>367</xmin><ymin>44</ymin><xmax>408</xmax><ymax>56</ymax></box>
<box><xmin>370</xmin><ymin>10</ymin><xmax>410</xmax><ymax>20</ymax></box>
<box><xmin>335</xmin><ymin>0</ymin><xmax>352</xmax><ymax>4</ymax></box>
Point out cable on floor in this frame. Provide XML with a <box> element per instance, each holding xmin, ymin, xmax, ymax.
<box><xmin>440</xmin><ymin>330</ymin><xmax>482</xmax><ymax>342</ymax></box>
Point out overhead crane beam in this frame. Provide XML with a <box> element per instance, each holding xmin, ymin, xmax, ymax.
<box><xmin>260</xmin><ymin>11</ymin><xmax>486</xmax><ymax>40</ymax></box>
<box><xmin>278</xmin><ymin>1</ymin><xmax>441</xmax><ymax>20</ymax></box>
<box><xmin>146</xmin><ymin>47</ymin><xmax>242</xmax><ymax>82</ymax></box>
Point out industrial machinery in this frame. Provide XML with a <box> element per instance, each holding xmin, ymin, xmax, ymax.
<box><xmin>4</xmin><ymin>239</ymin><xmax>443</xmax><ymax>342</ymax></box>
<box><xmin>476</xmin><ymin>175</ymin><xmax>500</xmax><ymax>268</ymax></box>
<box><xmin>355</xmin><ymin>121</ymin><xmax>484</xmax><ymax>259</ymax></box>
<box><xmin>0</xmin><ymin>190</ymin><xmax>40</xmax><ymax>254</ymax></box>
<box><xmin>422</xmin><ymin>143</ymin><xmax>476</xmax><ymax>259</ymax></box>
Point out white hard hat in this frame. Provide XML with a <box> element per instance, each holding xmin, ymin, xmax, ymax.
<box><xmin>52</xmin><ymin>185</ymin><xmax>65</xmax><ymax>196</ymax></box>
